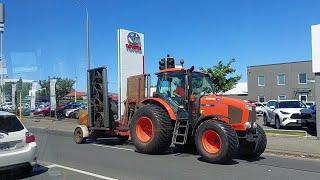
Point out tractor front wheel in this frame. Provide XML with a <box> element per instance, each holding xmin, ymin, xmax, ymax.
<box><xmin>239</xmin><ymin>124</ymin><xmax>267</xmax><ymax>159</ymax></box>
<box><xmin>195</xmin><ymin>120</ymin><xmax>239</xmax><ymax>163</ymax></box>
<box><xmin>130</xmin><ymin>104</ymin><xmax>173</xmax><ymax>154</ymax></box>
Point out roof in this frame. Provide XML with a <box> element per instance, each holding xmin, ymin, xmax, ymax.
<box><xmin>247</xmin><ymin>60</ymin><xmax>311</xmax><ymax>68</ymax></box>
<box><xmin>65</xmin><ymin>91</ymin><xmax>86</xmax><ymax>97</ymax></box>
<box><xmin>223</xmin><ymin>82</ymin><xmax>248</xmax><ymax>95</ymax></box>
<box><xmin>0</xmin><ymin>111</ymin><xmax>15</xmax><ymax>116</ymax></box>
<box><xmin>268</xmin><ymin>99</ymin><xmax>301</xmax><ymax>102</ymax></box>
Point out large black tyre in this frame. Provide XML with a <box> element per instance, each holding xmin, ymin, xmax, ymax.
<box><xmin>239</xmin><ymin>124</ymin><xmax>267</xmax><ymax>158</ymax></box>
<box><xmin>195</xmin><ymin>120</ymin><xmax>239</xmax><ymax>163</ymax></box>
<box><xmin>130</xmin><ymin>104</ymin><xmax>173</xmax><ymax>154</ymax></box>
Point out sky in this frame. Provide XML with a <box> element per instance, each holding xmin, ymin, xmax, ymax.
<box><xmin>1</xmin><ymin>0</ymin><xmax>320</xmax><ymax>92</ymax></box>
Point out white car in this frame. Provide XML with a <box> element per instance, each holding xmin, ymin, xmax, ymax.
<box><xmin>1</xmin><ymin>102</ymin><xmax>15</xmax><ymax>111</ymax></box>
<box><xmin>0</xmin><ymin>111</ymin><xmax>37</xmax><ymax>173</ymax></box>
<box><xmin>263</xmin><ymin>100</ymin><xmax>315</xmax><ymax>129</ymax></box>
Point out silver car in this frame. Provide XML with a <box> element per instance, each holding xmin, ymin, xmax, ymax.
<box><xmin>0</xmin><ymin>111</ymin><xmax>37</xmax><ymax>173</ymax></box>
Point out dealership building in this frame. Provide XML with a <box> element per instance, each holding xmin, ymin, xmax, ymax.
<box><xmin>247</xmin><ymin>60</ymin><xmax>315</xmax><ymax>103</ymax></box>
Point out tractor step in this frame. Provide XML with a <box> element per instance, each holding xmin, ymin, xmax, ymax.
<box><xmin>172</xmin><ymin>118</ymin><xmax>189</xmax><ymax>145</ymax></box>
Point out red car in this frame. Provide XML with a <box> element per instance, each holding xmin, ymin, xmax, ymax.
<box><xmin>33</xmin><ymin>105</ymin><xmax>50</xmax><ymax>116</ymax></box>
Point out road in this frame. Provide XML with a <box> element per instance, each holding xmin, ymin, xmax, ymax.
<box><xmin>3</xmin><ymin>128</ymin><xmax>320</xmax><ymax>180</ymax></box>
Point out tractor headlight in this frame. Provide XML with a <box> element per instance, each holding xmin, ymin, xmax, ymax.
<box><xmin>245</xmin><ymin>104</ymin><xmax>254</xmax><ymax>111</ymax></box>
<box><xmin>244</xmin><ymin>122</ymin><xmax>252</xmax><ymax>129</ymax></box>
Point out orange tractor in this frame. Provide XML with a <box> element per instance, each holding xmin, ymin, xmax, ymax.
<box><xmin>74</xmin><ymin>56</ymin><xmax>266</xmax><ymax>163</ymax></box>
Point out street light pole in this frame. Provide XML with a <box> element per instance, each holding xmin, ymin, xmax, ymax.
<box><xmin>86</xmin><ymin>8</ymin><xmax>90</xmax><ymax>70</ymax></box>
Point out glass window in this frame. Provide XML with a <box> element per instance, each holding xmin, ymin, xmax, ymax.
<box><xmin>0</xmin><ymin>115</ymin><xmax>24</xmax><ymax>133</ymax></box>
<box><xmin>278</xmin><ymin>101</ymin><xmax>305</xmax><ymax>108</ymax></box>
<box><xmin>277</xmin><ymin>74</ymin><xmax>285</xmax><ymax>85</ymax></box>
<box><xmin>191</xmin><ymin>73</ymin><xmax>214</xmax><ymax>96</ymax></box>
<box><xmin>258</xmin><ymin>96</ymin><xmax>265</xmax><ymax>102</ymax></box>
<box><xmin>278</xmin><ymin>95</ymin><xmax>286</xmax><ymax>100</ymax></box>
<box><xmin>299</xmin><ymin>73</ymin><xmax>307</xmax><ymax>84</ymax></box>
<box><xmin>299</xmin><ymin>95</ymin><xmax>307</xmax><ymax>103</ymax></box>
<box><xmin>258</xmin><ymin>75</ymin><xmax>265</xmax><ymax>86</ymax></box>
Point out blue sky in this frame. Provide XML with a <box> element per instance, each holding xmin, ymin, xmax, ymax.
<box><xmin>2</xmin><ymin>0</ymin><xmax>320</xmax><ymax>92</ymax></box>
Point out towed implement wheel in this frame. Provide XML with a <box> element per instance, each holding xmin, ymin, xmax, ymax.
<box><xmin>74</xmin><ymin>127</ymin><xmax>86</xmax><ymax>144</ymax></box>
<box><xmin>130</xmin><ymin>104</ymin><xmax>173</xmax><ymax>154</ymax></box>
<box><xmin>195</xmin><ymin>120</ymin><xmax>239</xmax><ymax>164</ymax></box>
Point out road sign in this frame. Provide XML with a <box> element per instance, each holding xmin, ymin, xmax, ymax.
<box><xmin>312</xmin><ymin>24</ymin><xmax>320</xmax><ymax>73</ymax></box>
<box><xmin>117</xmin><ymin>29</ymin><xmax>144</xmax><ymax>118</ymax></box>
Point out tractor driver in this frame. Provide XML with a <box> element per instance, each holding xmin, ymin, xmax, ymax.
<box><xmin>172</xmin><ymin>77</ymin><xmax>186</xmax><ymax>99</ymax></box>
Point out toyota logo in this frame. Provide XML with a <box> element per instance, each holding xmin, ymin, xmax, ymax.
<box><xmin>127</xmin><ymin>32</ymin><xmax>141</xmax><ymax>45</ymax></box>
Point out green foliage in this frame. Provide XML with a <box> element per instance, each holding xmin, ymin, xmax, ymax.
<box><xmin>37</xmin><ymin>77</ymin><xmax>75</xmax><ymax>103</ymax></box>
<box><xmin>200</xmin><ymin>58</ymin><xmax>241</xmax><ymax>93</ymax></box>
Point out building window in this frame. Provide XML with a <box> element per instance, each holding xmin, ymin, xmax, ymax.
<box><xmin>298</xmin><ymin>73</ymin><xmax>307</xmax><ymax>84</ymax></box>
<box><xmin>258</xmin><ymin>75</ymin><xmax>265</xmax><ymax>86</ymax></box>
<box><xmin>278</xmin><ymin>95</ymin><xmax>286</xmax><ymax>100</ymax></box>
<box><xmin>299</xmin><ymin>95</ymin><xmax>307</xmax><ymax>102</ymax></box>
<box><xmin>277</xmin><ymin>74</ymin><xmax>285</xmax><ymax>85</ymax></box>
<box><xmin>258</xmin><ymin>96</ymin><xmax>265</xmax><ymax>102</ymax></box>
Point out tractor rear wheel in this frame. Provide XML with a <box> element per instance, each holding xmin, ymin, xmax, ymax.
<box><xmin>239</xmin><ymin>124</ymin><xmax>267</xmax><ymax>159</ymax></box>
<box><xmin>130</xmin><ymin>104</ymin><xmax>173</xmax><ymax>154</ymax></box>
<box><xmin>195</xmin><ymin>120</ymin><xmax>239</xmax><ymax>163</ymax></box>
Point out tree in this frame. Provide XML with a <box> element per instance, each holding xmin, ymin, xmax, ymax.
<box><xmin>200</xmin><ymin>58</ymin><xmax>241</xmax><ymax>93</ymax></box>
<box><xmin>38</xmin><ymin>77</ymin><xmax>75</xmax><ymax>104</ymax></box>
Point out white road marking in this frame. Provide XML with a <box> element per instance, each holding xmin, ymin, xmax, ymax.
<box><xmin>46</xmin><ymin>164</ymin><xmax>118</xmax><ymax>180</ymax></box>
<box><xmin>92</xmin><ymin>144</ymin><xmax>135</xmax><ymax>151</ymax></box>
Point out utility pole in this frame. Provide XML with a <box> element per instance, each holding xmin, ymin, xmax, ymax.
<box><xmin>0</xmin><ymin>3</ymin><xmax>5</xmax><ymax>105</ymax></box>
<box><xmin>74</xmin><ymin>77</ymin><xmax>77</xmax><ymax>102</ymax></box>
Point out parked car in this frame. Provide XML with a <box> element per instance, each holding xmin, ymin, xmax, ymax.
<box><xmin>254</xmin><ymin>102</ymin><xmax>265</xmax><ymax>116</ymax></box>
<box><xmin>0</xmin><ymin>102</ymin><xmax>15</xmax><ymax>112</ymax></box>
<box><xmin>65</xmin><ymin>104</ymin><xmax>86</xmax><ymax>119</ymax></box>
<box><xmin>33</xmin><ymin>105</ymin><xmax>50</xmax><ymax>116</ymax></box>
<box><xmin>0</xmin><ymin>111</ymin><xmax>37</xmax><ymax>173</ymax></box>
<box><xmin>305</xmin><ymin>101</ymin><xmax>315</xmax><ymax>108</ymax></box>
<box><xmin>263</xmin><ymin>100</ymin><xmax>315</xmax><ymax>129</ymax></box>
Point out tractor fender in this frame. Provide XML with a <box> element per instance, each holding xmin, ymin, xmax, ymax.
<box><xmin>142</xmin><ymin>98</ymin><xmax>177</xmax><ymax>120</ymax></box>
<box><xmin>191</xmin><ymin>114</ymin><xmax>229</xmax><ymax>136</ymax></box>
<box><xmin>75</xmin><ymin>125</ymin><xmax>89</xmax><ymax>138</ymax></box>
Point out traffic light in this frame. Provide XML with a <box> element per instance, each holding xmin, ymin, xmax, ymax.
<box><xmin>159</xmin><ymin>58</ymin><xmax>166</xmax><ymax>70</ymax></box>
<box><xmin>159</xmin><ymin>55</ymin><xmax>176</xmax><ymax>70</ymax></box>
<box><xmin>166</xmin><ymin>57</ymin><xmax>175</xmax><ymax>69</ymax></box>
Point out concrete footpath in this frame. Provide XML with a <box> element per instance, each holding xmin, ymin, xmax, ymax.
<box><xmin>22</xmin><ymin>117</ymin><xmax>320</xmax><ymax>159</ymax></box>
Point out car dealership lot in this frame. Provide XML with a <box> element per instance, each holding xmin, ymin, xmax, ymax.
<box><xmin>3</xmin><ymin>129</ymin><xmax>319</xmax><ymax>180</ymax></box>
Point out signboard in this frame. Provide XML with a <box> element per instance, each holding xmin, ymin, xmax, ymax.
<box><xmin>11</xmin><ymin>84</ymin><xmax>16</xmax><ymax>107</ymax></box>
<box><xmin>30</xmin><ymin>82</ymin><xmax>37</xmax><ymax>110</ymax></box>
<box><xmin>117</xmin><ymin>29</ymin><xmax>144</xmax><ymax>118</ymax></box>
<box><xmin>50</xmin><ymin>79</ymin><xmax>57</xmax><ymax>111</ymax></box>
<box><xmin>312</xmin><ymin>24</ymin><xmax>320</xmax><ymax>73</ymax></box>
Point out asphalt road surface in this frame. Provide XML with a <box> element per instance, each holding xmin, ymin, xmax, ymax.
<box><xmin>3</xmin><ymin>129</ymin><xmax>320</xmax><ymax>180</ymax></box>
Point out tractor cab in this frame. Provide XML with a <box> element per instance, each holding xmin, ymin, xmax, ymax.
<box><xmin>156</xmin><ymin>55</ymin><xmax>215</xmax><ymax>118</ymax></box>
